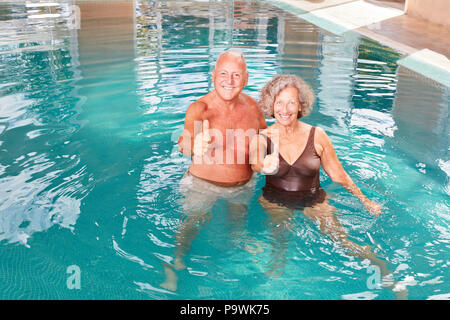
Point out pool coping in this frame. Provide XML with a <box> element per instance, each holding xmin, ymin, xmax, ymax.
<box><xmin>264</xmin><ymin>0</ymin><xmax>450</xmax><ymax>87</ymax></box>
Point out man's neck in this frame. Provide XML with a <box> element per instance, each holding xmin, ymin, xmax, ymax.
<box><xmin>211</xmin><ymin>90</ymin><xmax>240</xmax><ymax>112</ymax></box>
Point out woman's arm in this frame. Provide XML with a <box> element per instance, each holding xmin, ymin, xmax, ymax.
<box><xmin>316</xmin><ymin>127</ymin><xmax>382</xmax><ymax>216</ymax></box>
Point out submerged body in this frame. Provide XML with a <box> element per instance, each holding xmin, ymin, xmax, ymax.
<box><xmin>249</xmin><ymin>76</ymin><xmax>409</xmax><ymax>298</ymax></box>
<box><xmin>162</xmin><ymin>49</ymin><xmax>266</xmax><ymax>292</ymax></box>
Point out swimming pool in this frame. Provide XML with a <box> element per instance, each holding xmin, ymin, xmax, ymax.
<box><xmin>0</xmin><ymin>0</ymin><xmax>448</xmax><ymax>300</ymax></box>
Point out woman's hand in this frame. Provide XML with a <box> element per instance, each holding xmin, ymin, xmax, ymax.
<box><xmin>262</xmin><ymin>134</ymin><xmax>279</xmax><ymax>175</ymax></box>
<box><xmin>363</xmin><ymin>199</ymin><xmax>382</xmax><ymax>216</ymax></box>
<box><xmin>262</xmin><ymin>153</ymin><xmax>279</xmax><ymax>175</ymax></box>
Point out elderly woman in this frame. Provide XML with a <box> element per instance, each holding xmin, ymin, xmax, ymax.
<box><xmin>251</xmin><ymin>74</ymin><xmax>381</xmax><ymax>215</ymax></box>
<box><xmin>249</xmin><ymin>75</ymin><xmax>399</xmax><ymax>287</ymax></box>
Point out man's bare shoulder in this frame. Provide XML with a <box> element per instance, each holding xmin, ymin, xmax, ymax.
<box><xmin>239</xmin><ymin>93</ymin><xmax>258</xmax><ymax>109</ymax></box>
<box><xmin>238</xmin><ymin>93</ymin><xmax>267</xmax><ymax>129</ymax></box>
<box><xmin>186</xmin><ymin>99</ymin><xmax>208</xmax><ymax>117</ymax></box>
<box><xmin>239</xmin><ymin>93</ymin><xmax>264</xmax><ymax>117</ymax></box>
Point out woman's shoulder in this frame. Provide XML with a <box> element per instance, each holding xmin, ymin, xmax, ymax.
<box><xmin>310</xmin><ymin>125</ymin><xmax>326</xmax><ymax>136</ymax></box>
<box><xmin>311</xmin><ymin>126</ymin><xmax>333</xmax><ymax>149</ymax></box>
<box><xmin>297</xmin><ymin>121</ymin><xmax>316</xmax><ymax>136</ymax></box>
<box><xmin>311</xmin><ymin>125</ymin><xmax>327</xmax><ymax>137</ymax></box>
<box><xmin>262</xmin><ymin>124</ymin><xmax>278</xmax><ymax>138</ymax></box>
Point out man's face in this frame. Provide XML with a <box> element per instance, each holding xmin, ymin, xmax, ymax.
<box><xmin>212</xmin><ymin>55</ymin><xmax>248</xmax><ymax>102</ymax></box>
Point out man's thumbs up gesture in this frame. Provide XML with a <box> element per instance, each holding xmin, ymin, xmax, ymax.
<box><xmin>193</xmin><ymin>120</ymin><xmax>212</xmax><ymax>157</ymax></box>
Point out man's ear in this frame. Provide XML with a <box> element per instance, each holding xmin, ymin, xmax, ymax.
<box><xmin>212</xmin><ymin>68</ymin><xmax>216</xmax><ymax>81</ymax></box>
<box><xmin>244</xmin><ymin>71</ymin><xmax>249</xmax><ymax>86</ymax></box>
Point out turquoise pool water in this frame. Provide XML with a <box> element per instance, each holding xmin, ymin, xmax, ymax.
<box><xmin>0</xmin><ymin>0</ymin><xmax>448</xmax><ymax>300</ymax></box>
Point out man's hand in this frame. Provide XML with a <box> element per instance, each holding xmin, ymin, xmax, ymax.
<box><xmin>193</xmin><ymin>119</ymin><xmax>212</xmax><ymax>157</ymax></box>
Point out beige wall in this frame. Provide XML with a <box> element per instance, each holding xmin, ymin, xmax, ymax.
<box><xmin>406</xmin><ymin>0</ymin><xmax>450</xmax><ymax>28</ymax></box>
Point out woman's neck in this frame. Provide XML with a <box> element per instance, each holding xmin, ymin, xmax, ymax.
<box><xmin>277</xmin><ymin>120</ymin><xmax>302</xmax><ymax>138</ymax></box>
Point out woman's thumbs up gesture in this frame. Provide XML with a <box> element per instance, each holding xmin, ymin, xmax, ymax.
<box><xmin>262</xmin><ymin>141</ymin><xmax>279</xmax><ymax>175</ymax></box>
<box><xmin>193</xmin><ymin>119</ymin><xmax>212</xmax><ymax>157</ymax></box>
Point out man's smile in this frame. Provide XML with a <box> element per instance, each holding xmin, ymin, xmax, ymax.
<box><xmin>222</xmin><ymin>85</ymin><xmax>236</xmax><ymax>90</ymax></box>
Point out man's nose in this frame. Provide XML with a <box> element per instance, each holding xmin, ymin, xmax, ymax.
<box><xmin>226</xmin><ymin>74</ymin><xmax>234</xmax><ymax>84</ymax></box>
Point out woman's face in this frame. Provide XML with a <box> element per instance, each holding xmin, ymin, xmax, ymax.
<box><xmin>273</xmin><ymin>86</ymin><xmax>301</xmax><ymax>127</ymax></box>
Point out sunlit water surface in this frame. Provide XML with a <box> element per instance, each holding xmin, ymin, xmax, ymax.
<box><xmin>0</xmin><ymin>0</ymin><xmax>449</xmax><ymax>299</ymax></box>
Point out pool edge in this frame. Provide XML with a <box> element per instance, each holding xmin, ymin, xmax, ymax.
<box><xmin>263</xmin><ymin>0</ymin><xmax>450</xmax><ymax>88</ymax></box>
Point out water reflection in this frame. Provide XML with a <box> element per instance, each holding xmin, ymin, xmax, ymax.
<box><xmin>0</xmin><ymin>0</ymin><xmax>448</xmax><ymax>299</ymax></box>
<box><xmin>392</xmin><ymin>66</ymin><xmax>448</xmax><ymax>167</ymax></box>
<box><xmin>0</xmin><ymin>1</ymin><xmax>87</xmax><ymax>246</ymax></box>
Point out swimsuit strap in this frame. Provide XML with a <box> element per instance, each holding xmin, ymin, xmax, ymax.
<box><xmin>304</xmin><ymin>126</ymin><xmax>316</xmax><ymax>151</ymax></box>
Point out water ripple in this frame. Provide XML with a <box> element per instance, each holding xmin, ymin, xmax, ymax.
<box><xmin>0</xmin><ymin>0</ymin><xmax>448</xmax><ymax>300</ymax></box>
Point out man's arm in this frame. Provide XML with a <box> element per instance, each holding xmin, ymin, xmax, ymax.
<box><xmin>249</xmin><ymin>97</ymin><xmax>269</xmax><ymax>172</ymax></box>
<box><xmin>246</xmin><ymin>94</ymin><xmax>267</xmax><ymax>131</ymax></box>
<box><xmin>257</xmin><ymin>106</ymin><xmax>268</xmax><ymax>130</ymax></box>
<box><xmin>178</xmin><ymin>101</ymin><xmax>207</xmax><ymax>157</ymax></box>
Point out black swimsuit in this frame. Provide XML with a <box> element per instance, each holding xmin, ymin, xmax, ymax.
<box><xmin>262</xmin><ymin>127</ymin><xmax>326</xmax><ymax>209</ymax></box>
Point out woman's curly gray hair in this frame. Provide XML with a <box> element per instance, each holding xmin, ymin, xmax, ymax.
<box><xmin>259</xmin><ymin>74</ymin><xmax>315</xmax><ymax>118</ymax></box>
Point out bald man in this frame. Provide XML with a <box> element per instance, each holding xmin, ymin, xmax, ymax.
<box><xmin>176</xmin><ymin>49</ymin><xmax>267</xmax><ymax>214</ymax></box>
<box><xmin>179</xmin><ymin>49</ymin><xmax>267</xmax><ymax>184</ymax></box>
<box><xmin>161</xmin><ymin>49</ymin><xmax>267</xmax><ymax>291</ymax></box>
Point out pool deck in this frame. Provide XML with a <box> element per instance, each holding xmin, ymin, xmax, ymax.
<box><xmin>267</xmin><ymin>0</ymin><xmax>450</xmax><ymax>87</ymax></box>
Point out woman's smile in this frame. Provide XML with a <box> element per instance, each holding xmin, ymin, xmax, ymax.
<box><xmin>274</xmin><ymin>86</ymin><xmax>301</xmax><ymax>126</ymax></box>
